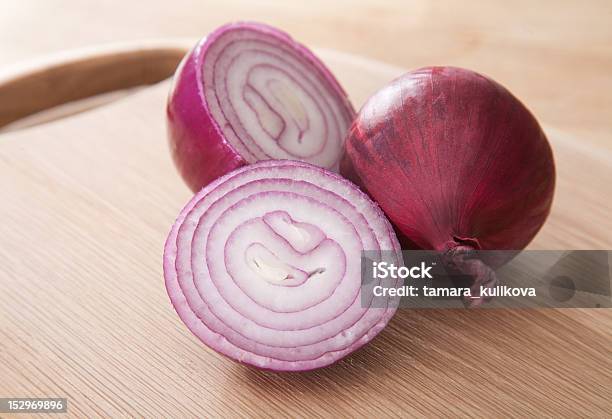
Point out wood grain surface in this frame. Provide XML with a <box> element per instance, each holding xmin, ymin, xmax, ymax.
<box><xmin>0</xmin><ymin>45</ymin><xmax>610</xmax><ymax>417</ymax></box>
<box><xmin>2</xmin><ymin>0</ymin><xmax>612</xmax><ymax>152</ymax></box>
<box><xmin>0</xmin><ymin>42</ymin><xmax>187</xmax><ymax>128</ymax></box>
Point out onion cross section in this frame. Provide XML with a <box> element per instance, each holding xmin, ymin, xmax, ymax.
<box><xmin>164</xmin><ymin>160</ymin><xmax>401</xmax><ymax>371</ymax></box>
<box><xmin>167</xmin><ymin>22</ymin><xmax>356</xmax><ymax>192</ymax></box>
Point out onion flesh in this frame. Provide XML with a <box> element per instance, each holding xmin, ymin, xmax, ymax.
<box><xmin>167</xmin><ymin>22</ymin><xmax>355</xmax><ymax>192</ymax></box>
<box><xmin>341</xmin><ymin>67</ymin><xmax>555</xmax><ymax>305</ymax></box>
<box><xmin>164</xmin><ymin>160</ymin><xmax>401</xmax><ymax>371</ymax></box>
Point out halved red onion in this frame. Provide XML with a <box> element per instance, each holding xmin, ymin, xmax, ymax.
<box><xmin>164</xmin><ymin>160</ymin><xmax>401</xmax><ymax>371</ymax></box>
<box><xmin>167</xmin><ymin>22</ymin><xmax>356</xmax><ymax>192</ymax></box>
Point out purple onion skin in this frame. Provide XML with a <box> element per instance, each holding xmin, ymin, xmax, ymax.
<box><xmin>341</xmin><ymin>67</ymin><xmax>555</xmax><ymax>303</ymax></box>
<box><xmin>166</xmin><ymin>41</ymin><xmax>244</xmax><ymax>193</ymax></box>
<box><xmin>167</xmin><ymin>22</ymin><xmax>355</xmax><ymax>192</ymax></box>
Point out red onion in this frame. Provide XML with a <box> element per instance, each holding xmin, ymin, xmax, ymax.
<box><xmin>167</xmin><ymin>22</ymin><xmax>356</xmax><ymax>192</ymax></box>
<box><xmin>341</xmin><ymin>67</ymin><xmax>555</xmax><ymax>305</ymax></box>
<box><xmin>163</xmin><ymin>160</ymin><xmax>401</xmax><ymax>371</ymax></box>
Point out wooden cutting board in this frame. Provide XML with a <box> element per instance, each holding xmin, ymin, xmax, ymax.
<box><xmin>0</xmin><ymin>42</ymin><xmax>610</xmax><ymax>418</ymax></box>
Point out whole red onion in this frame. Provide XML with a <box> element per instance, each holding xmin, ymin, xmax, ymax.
<box><xmin>167</xmin><ymin>22</ymin><xmax>355</xmax><ymax>192</ymax></box>
<box><xmin>164</xmin><ymin>160</ymin><xmax>401</xmax><ymax>371</ymax></box>
<box><xmin>341</xmin><ymin>66</ymin><xmax>555</xmax><ymax>305</ymax></box>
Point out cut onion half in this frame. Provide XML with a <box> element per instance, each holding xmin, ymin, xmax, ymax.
<box><xmin>163</xmin><ymin>160</ymin><xmax>401</xmax><ymax>371</ymax></box>
<box><xmin>167</xmin><ymin>22</ymin><xmax>356</xmax><ymax>191</ymax></box>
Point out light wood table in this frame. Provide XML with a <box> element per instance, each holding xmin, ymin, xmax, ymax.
<box><xmin>2</xmin><ymin>0</ymin><xmax>611</xmax><ymax>150</ymax></box>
